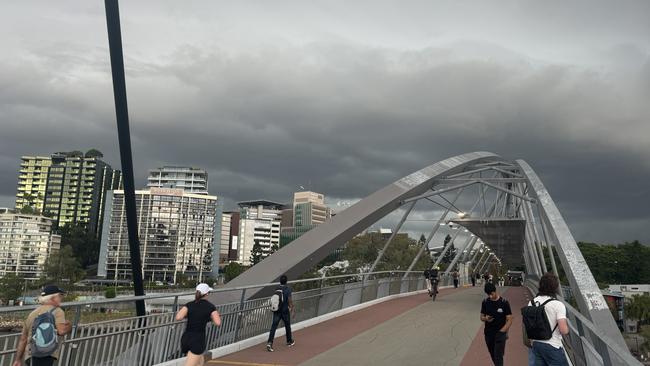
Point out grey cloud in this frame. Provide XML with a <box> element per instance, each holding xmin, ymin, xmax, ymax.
<box><xmin>0</xmin><ymin>1</ymin><xmax>648</xmax><ymax>244</ymax></box>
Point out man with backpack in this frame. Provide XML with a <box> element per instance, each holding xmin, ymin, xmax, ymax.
<box><xmin>522</xmin><ymin>273</ymin><xmax>570</xmax><ymax>365</ymax></box>
<box><xmin>480</xmin><ymin>282</ymin><xmax>513</xmax><ymax>366</ymax></box>
<box><xmin>266</xmin><ymin>275</ymin><xmax>295</xmax><ymax>352</ymax></box>
<box><xmin>13</xmin><ymin>285</ymin><xmax>71</xmax><ymax>366</ymax></box>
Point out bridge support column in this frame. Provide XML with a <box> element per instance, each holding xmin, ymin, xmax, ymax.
<box><xmin>432</xmin><ymin>189</ymin><xmax>486</xmax><ymax>269</ymax></box>
<box><xmin>367</xmin><ymin>200</ymin><xmax>417</xmax><ymax>275</ymax></box>
<box><xmin>521</xmin><ymin>184</ymin><xmax>548</xmax><ymax>273</ymax></box>
<box><xmin>403</xmin><ymin>187</ymin><xmax>465</xmax><ymax>278</ymax></box>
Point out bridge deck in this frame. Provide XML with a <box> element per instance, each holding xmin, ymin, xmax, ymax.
<box><xmin>209</xmin><ymin>286</ymin><xmax>530</xmax><ymax>366</ymax></box>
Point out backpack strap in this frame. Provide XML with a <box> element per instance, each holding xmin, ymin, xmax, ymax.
<box><xmin>540</xmin><ymin>298</ymin><xmax>556</xmax><ymax>306</ymax></box>
<box><xmin>538</xmin><ymin>298</ymin><xmax>560</xmax><ymax>332</ymax></box>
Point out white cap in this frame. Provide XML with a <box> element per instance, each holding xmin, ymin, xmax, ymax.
<box><xmin>196</xmin><ymin>283</ymin><xmax>213</xmax><ymax>295</ymax></box>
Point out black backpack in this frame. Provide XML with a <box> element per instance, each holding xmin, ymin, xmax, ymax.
<box><xmin>521</xmin><ymin>298</ymin><xmax>558</xmax><ymax>340</ymax></box>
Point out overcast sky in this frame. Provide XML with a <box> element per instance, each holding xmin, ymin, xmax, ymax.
<box><xmin>1</xmin><ymin>0</ymin><xmax>648</xmax><ymax>244</ymax></box>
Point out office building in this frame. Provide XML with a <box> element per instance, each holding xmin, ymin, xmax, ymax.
<box><xmin>15</xmin><ymin>151</ymin><xmax>121</xmax><ymax>236</ymax></box>
<box><xmin>0</xmin><ymin>208</ymin><xmax>61</xmax><ymax>280</ymax></box>
<box><xmin>292</xmin><ymin>191</ymin><xmax>331</xmax><ymax>227</ymax></box>
<box><xmin>147</xmin><ymin>166</ymin><xmax>208</xmax><ymax>194</ymax></box>
<box><xmin>98</xmin><ymin>188</ymin><xmax>218</xmax><ymax>283</ymax></box>
<box><xmin>218</xmin><ymin>211</ymin><xmax>240</xmax><ymax>267</ymax></box>
<box><xmin>280</xmin><ymin>191</ymin><xmax>331</xmax><ymax>247</ymax></box>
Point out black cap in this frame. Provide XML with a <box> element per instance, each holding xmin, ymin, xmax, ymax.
<box><xmin>484</xmin><ymin>283</ymin><xmax>497</xmax><ymax>295</ymax></box>
<box><xmin>41</xmin><ymin>285</ymin><xmax>66</xmax><ymax>296</ymax></box>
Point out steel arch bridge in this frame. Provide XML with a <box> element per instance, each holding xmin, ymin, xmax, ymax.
<box><xmin>216</xmin><ymin>151</ymin><xmax>626</xmax><ymax>348</ymax></box>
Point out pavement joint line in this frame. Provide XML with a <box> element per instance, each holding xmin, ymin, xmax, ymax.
<box><xmin>209</xmin><ymin>361</ymin><xmax>288</xmax><ymax>366</ymax></box>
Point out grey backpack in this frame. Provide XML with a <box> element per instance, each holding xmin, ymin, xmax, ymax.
<box><xmin>30</xmin><ymin>308</ymin><xmax>59</xmax><ymax>358</ymax></box>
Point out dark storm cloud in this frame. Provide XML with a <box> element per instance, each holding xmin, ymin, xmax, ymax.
<box><xmin>0</xmin><ymin>1</ymin><xmax>648</xmax><ymax>243</ymax></box>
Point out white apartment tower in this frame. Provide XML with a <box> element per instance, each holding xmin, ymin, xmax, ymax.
<box><xmin>98</xmin><ymin>188</ymin><xmax>218</xmax><ymax>283</ymax></box>
<box><xmin>0</xmin><ymin>208</ymin><xmax>61</xmax><ymax>280</ymax></box>
<box><xmin>237</xmin><ymin>200</ymin><xmax>283</xmax><ymax>266</ymax></box>
<box><xmin>147</xmin><ymin>166</ymin><xmax>208</xmax><ymax>195</ymax></box>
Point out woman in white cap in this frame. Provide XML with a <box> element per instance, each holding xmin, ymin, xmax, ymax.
<box><xmin>175</xmin><ymin>283</ymin><xmax>222</xmax><ymax>366</ymax></box>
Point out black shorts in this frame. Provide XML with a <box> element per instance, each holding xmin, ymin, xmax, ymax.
<box><xmin>181</xmin><ymin>331</ymin><xmax>207</xmax><ymax>355</ymax></box>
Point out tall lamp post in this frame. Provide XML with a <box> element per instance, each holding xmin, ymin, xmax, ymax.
<box><xmin>104</xmin><ymin>0</ymin><xmax>146</xmax><ymax>317</ymax></box>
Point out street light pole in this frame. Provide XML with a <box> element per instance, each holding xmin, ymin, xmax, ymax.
<box><xmin>104</xmin><ymin>0</ymin><xmax>146</xmax><ymax>317</ymax></box>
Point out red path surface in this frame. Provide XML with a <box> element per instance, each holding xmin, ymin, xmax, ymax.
<box><xmin>210</xmin><ymin>288</ymin><xmax>463</xmax><ymax>366</ymax></box>
<box><xmin>208</xmin><ymin>286</ymin><xmax>530</xmax><ymax>366</ymax></box>
<box><xmin>459</xmin><ymin>286</ymin><xmax>532</xmax><ymax>366</ymax></box>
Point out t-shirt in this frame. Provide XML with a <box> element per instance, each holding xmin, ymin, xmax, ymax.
<box><xmin>429</xmin><ymin>270</ymin><xmax>439</xmax><ymax>279</ymax></box>
<box><xmin>22</xmin><ymin>305</ymin><xmax>66</xmax><ymax>361</ymax></box>
<box><xmin>278</xmin><ymin>285</ymin><xmax>292</xmax><ymax>313</ymax></box>
<box><xmin>481</xmin><ymin>297</ymin><xmax>512</xmax><ymax>335</ymax></box>
<box><xmin>184</xmin><ymin>299</ymin><xmax>217</xmax><ymax>333</ymax></box>
<box><xmin>529</xmin><ymin>295</ymin><xmax>566</xmax><ymax>349</ymax></box>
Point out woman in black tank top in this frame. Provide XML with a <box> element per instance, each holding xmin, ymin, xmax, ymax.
<box><xmin>175</xmin><ymin>283</ymin><xmax>222</xmax><ymax>366</ymax></box>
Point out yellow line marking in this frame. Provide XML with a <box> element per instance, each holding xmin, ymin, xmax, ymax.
<box><xmin>209</xmin><ymin>361</ymin><xmax>288</xmax><ymax>366</ymax></box>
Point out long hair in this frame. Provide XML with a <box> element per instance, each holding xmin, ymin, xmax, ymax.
<box><xmin>37</xmin><ymin>294</ymin><xmax>57</xmax><ymax>305</ymax></box>
<box><xmin>538</xmin><ymin>272</ymin><xmax>560</xmax><ymax>297</ymax></box>
<box><xmin>195</xmin><ymin>291</ymin><xmax>203</xmax><ymax>303</ymax></box>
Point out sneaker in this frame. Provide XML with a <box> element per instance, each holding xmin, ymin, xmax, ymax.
<box><xmin>266</xmin><ymin>343</ymin><xmax>274</xmax><ymax>352</ymax></box>
<box><xmin>287</xmin><ymin>340</ymin><xmax>295</xmax><ymax>347</ymax></box>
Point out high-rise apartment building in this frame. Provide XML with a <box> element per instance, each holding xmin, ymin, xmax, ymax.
<box><xmin>97</xmin><ymin>188</ymin><xmax>218</xmax><ymax>283</ymax></box>
<box><xmin>0</xmin><ymin>208</ymin><xmax>61</xmax><ymax>280</ymax></box>
<box><xmin>15</xmin><ymin>152</ymin><xmax>121</xmax><ymax>236</ymax></box>
<box><xmin>237</xmin><ymin>200</ymin><xmax>283</xmax><ymax>266</ymax></box>
<box><xmin>147</xmin><ymin>166</ymin><xmax>208</xmax><ymax>194</ymax></box>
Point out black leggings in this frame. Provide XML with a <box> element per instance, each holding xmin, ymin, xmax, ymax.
<box><xmin>27</xmin><ymin>357</ymin><xmax>55</xmax><ymax>366</ymax></box>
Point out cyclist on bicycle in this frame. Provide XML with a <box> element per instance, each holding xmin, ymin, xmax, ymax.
<box><xmin>429</xmin><ymin>266</ymin><xmax>440</xmax><ymax>296</ymax></box>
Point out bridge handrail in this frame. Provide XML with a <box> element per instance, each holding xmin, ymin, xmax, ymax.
<box><xmin>0</xmin><ymin>271</ymin><xmax>426</xmax><ymax>365</ymax></box>
<box><xmin>524</xmin><ymin>279</ymin><xmax>641</xmax><ymax>366</ymax></box>
<box><xmin>0</xmin><ymin>270</ymin><xmax>416</xmax><ymax>314</ymax></box>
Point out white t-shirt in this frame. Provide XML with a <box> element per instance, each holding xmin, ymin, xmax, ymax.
<box><xmin>529</xmin><ymin>295</ymin><xmax>566</xmax><ymax>349</ymax></box>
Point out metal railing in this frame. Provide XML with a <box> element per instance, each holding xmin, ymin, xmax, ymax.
<box><xmin>524</xmin><ymin>279</ymin><xmax>641</xmax><ymax>366</ymax></box>
<box><xmin>0</xmin><ymin>271</ymin><xmax>426</xmax><ymax>366</ymax></box>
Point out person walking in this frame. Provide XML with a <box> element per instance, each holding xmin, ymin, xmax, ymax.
<box><xmin>175</xmin><ymin>283</ymin><xmax>222</xmax><ymax>366</ymax></box>
<box><xmin>13</xmin><ymin>285</ymin><xmax>72</xmax><ymax>366</ymax></box>
<box><xmin>452</xmin><ymin>270</ymin><xmax>460</xmax><ymax>288</ymax></box>
<box><xmin>528</xmin><ymin>273</ymin><xmax>570</xmax><ymax>365</ymax></box>
<box><xmin>470</xmin><ymin>272</ymin><xmax>476</xmax><ymax>287</ymax></box>
<box><xmin>480</xmin><ymin>282</ymin><xmax>513</xmax><ymax>366</ymax></box>
<box><xmin>267</xmin><ymin>275</ymin><xmax>295</xmax><ymax>352</ymax></box>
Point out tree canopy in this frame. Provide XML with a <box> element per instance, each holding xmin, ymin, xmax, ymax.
<box><xmin>43</xmin><ymin>245</ymin><xmax>85</xmax><ymax>284</ymax></box>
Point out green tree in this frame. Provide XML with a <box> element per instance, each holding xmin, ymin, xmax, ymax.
<box><xmin>442</xmin><ymin>234</ymin><xmax>456</xmax><ymax>264</ymax></box>
<box><xmin>105</xmin><ymin>287</ymin><xmax>117</xmax><ymax>299</ymax></box>
<box><xmin>626</xmin><ymin>294</ymin><xmax>650</xmax><ymax>325</ymax></box>
<box><xmin>223</xmin><ymin>262</ymin><xmax>246</xmax><ymax>282</ymax></box>
<box><xmin>0</xmin><ymin>273</ymin><xmax>25</xmax><ymax>304</ymax></box>
<box><xmin>418</xmin><ymin>234</ymin><xmax>426</xmax><ymax>245</ymax></box>
<box><xmin>84</xmin><ymin>149</ymin><xmax>104</xmax><ymax>158</ymax></box>
<box><xmin>59</xmin><ymin>223</ymin><xmax>101</xmax><ymax>268</ymax></box>
<box><xmin>341</xmin><ymin>232</ymin><xmax>429</xmax><ymax>272</ymax></box>
<box><xmin>19</xmin><ymin>205</ymin><xmax>37</xmax><ymax>215</ymax></box>
<box><xmin>250</xmin><ymin>242</ymin><xmax>265</xmax><ymax>265</ymax></box>
<box><xmin>44</xmin><ymin>245</ymin><xmax>85</xmax><ymax>283</ymax></box>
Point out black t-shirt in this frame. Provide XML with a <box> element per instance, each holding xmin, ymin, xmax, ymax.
<box><xmin>184</xmin><ymin>299</ymin><xmax>216</xmax><ymax>333</ymax></box>
<box><xmin>480</xmin><ymin>297</ymin><xmax>512</xmax><ymax>335</ymax></box>
<box><xmin>429</xmin><ymin>270</ymin><xmax>439</xmax><ymax>279</ymax></box>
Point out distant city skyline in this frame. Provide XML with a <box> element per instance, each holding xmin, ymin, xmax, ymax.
<box><xmin>1</xmin><ymin>1</ymin><xmax>649</xmax><ymax>243</ymax></box>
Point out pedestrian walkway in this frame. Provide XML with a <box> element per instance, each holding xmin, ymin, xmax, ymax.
<box><xmin>209</xmin><ymin>286</ymin><xmax>530</xmax><ymax>366</ymax></box>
